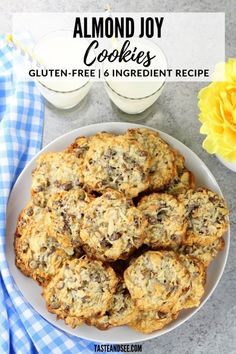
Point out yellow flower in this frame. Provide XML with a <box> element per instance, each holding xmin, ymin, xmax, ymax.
<box><xmin>198</xmin><ymin>58</ymin><xmax>236</xmax><ymax>162</ymax></box>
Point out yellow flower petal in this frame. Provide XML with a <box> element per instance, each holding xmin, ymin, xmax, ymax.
<box><xmin>198</xmin><ymin>85</ymin><xmax>211</xmax><ymax>100</ymax></box>
<box><xmin>232</xmin><ymin>109</ymin><xmax>236</xmax><ymax>124</ymax></box>
<box><xmin>222</xmin><ymin>150</ymin><xmax>236</xmax><ymax>162</ymax></box>
<box><xmin>202</xmin><ymin>136</ymin><xmax>218</xmax><ymax>154</ymax></box>
<box><xmin>200</xmin><ymin>122</ymin><xmax>211</xmax><ymax>134</ymax></box>
<box><xmin>223</xmin><ymin>127</ymin><xmax>236</xmax><ymax>146</ymax></box>
<box><xmin>225</xmin><ymin>59</ymin><xmax>236</xmax><ymax>84</ymax></box>
<box><xmin>211</xmin><ymin>123</ymin><xmax>224</xmax><ymax>134</ymax></box>
<box><xmin>198</xmin><ymin>59</ymin><xmax>236</xmax><ymax>158</ymax></box>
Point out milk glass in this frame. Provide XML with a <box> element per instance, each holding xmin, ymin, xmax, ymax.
<box><xmin>104</xmin><ymin>38</ymin><xmax>167</xmax><ymax>118</ymax></box>
<box><xmin>33</xmin><ymin>30</ymin><xmax>92</xmax><ymax>109</ymax></box>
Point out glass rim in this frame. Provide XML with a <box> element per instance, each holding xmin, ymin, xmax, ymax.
<box><xmin>36</xmin><ymin>77</ymin><xmax>91</xmax><ymax>93</ymax></box>
<box><xmin>105</xmin><ymin>80</ymin><xmax>165</xmax><ymax>100</ymax></box>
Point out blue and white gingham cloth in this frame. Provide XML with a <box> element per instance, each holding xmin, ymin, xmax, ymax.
<box><xmin>0</xmin><ymin>35</ymin><xmax>113</xmax><ymax>354</ymax></box>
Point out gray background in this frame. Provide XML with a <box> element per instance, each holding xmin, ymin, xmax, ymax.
<box><xmin>1</xmin><ymin>1</ymin><xmax>235</xmax><ymax>353</ymax></box>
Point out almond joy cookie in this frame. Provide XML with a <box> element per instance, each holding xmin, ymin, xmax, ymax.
<box><xmin>128</xmin><ymin>310</ymin><xmax>179</xmax><ymax>334</ymax></box>
<box><xmin>86</xmin><ymin>278</ymin><xmax>137</xmax><ymax>330</ymax></box>
<box><xmin>46</xmin><ymin>189</ymin><xmax>93</xmax><ymax>252</ymax></box>
<box><xmin>180</xmin><ymin>188</ymin><xmax>229</xmax><ymax>246</ymax></box>
<box><xmin>42</xmin><ymin>257</ymin><xmax>118</xmax><ymax>328</ymax></box>
<box><xmin>31</xmin><ymin>152</ymin><xmax>84</xmax><ymax>207</ymax></box>
<box><xmin>164</xmin><ymin>151</ymin><xmax>195</xmax><ymax>195</ymax></box>
<box><xmin>178</xmin><ymin>238</ymin><xmax>225</xmax><ymax>267</ymax></box>
<box><xmin>138</xmin><ymin>193</ymin><xmax>187</xmax><ymax>248</ymax></box>
<box><xmin>125</xmin><ymin>128</ymin><xmax>176</xmax><ymax>190</ymax></box>
<box><xmin>15</xmin><ymin>218</ymin><xmax>71</xmax><ymax>286</ymax></box>
<box><xmin>124</xmin><ymin>251</ymin><xmax>190</xmax><ymax>312</ymax></box>
<box><xmin>15</xmin><ymin>200</ymin><xmax>44</xmax><ymax>238</ymax></box>
<box><xmin>65</xmin><ymin>132</ymin><xmax>114</xmax><ymax>162</ymax></box>
<box><xmin>82</xmin><ymin>134</ymin><xmax>151</xmax><ymax>198</ymax></box>
<box><xmin>164</xmin><ymin>170</ymin><xmax>195</xmax><ymax>196</ymax></box>
<box><xmin>172</xmin><ymin>255</ymin><xmax>206</xmax><ymax>312</ymax></box>
<box><xmin>65</xmin><ymin>136</ymin><xmax>90</xmax><ymax>162</ymax></box>
<box><xmin>80</xmin><ymin>190</ymin><xmax>147</xmax><ymax>262</ymax></box>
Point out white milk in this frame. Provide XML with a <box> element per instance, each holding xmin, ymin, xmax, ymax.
<box><xmin>105</xmin><ymin>81</ymin><xmax>165</xmax><ymax>114</ymax></box>
<box><xmin>104</xmin><ymin>39</ymin><xmax>166</xmax><ymax>115</ymax></box>
<box><xmin>33</xmin><ymin>31</ymin><xmax>91</xmax><ymax>109</ymax></box>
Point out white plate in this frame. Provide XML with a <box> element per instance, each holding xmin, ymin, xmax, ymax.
<box><xmin>6</xmin><ymin>122</ymin><xmax>230</xmax><ymax>344</ymax></box>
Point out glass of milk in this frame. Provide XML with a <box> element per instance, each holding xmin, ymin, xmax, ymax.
<box><xmin>33</xmin><ymin>30</ymin><xmax>92</xmax><ymax>109</ymax></box>
<box><xmin>104</xmin><ymin>39</ymin><xmax>166</xmax><ymax>118</ymax></box>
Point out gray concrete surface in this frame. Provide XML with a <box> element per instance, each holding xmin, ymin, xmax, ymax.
<box><xmin>1</xmin><ymin>1</ymin><xmax>235</xmax><ymax>353</ymax></box>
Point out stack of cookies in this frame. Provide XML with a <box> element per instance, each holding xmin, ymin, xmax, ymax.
<box><xmin>14</xmin><ymin>128</ymin><xmax>229</xmax><ymax>334</ymax></box>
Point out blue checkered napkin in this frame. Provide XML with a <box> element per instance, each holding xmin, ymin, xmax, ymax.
<box><xmin>0</xmin><ymin>35</ymin><xmax>112</xmax><ymax>354</ymax></box>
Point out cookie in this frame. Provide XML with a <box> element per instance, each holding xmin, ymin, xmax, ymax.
<box><xmin>15</xmin><ymin>200</ymin><xmax>44</xmax><ymax>238</ymax></box>
<box><xmin>138</xmin><ymin>193</ymin><xmax>187</xmax><ymax>248</ymax></box>
<box><xmin>65</xmin><ymin>132</ymin><xmax>114</xmax><ymax>162</ymax></box>
<box><xmin>65</xmin><ymin>136</ymin><xmax>90</xmax><ymax>162</ymax></box>
<box><xmin>172</xmin><ymin>255</ymin><xmax>206</xmax><ymax>312</ymax></box>
<box><xmin>42</xmin><ymin>257</ymin><xmax>118</xmax><ymax>328</ymax></box>
<box><xmin>15</xmin><ymin>219</ymin><xmax>70</xmax><ymax>286</ymax></box>
<box><xmin>124</xmin><ymin>250</ymin><xmax>190</xmax><ymax>312</ymax></box>
<box><xmin>164</xmin><ymin>170</ymin><xmax>195</xmax><ymax>195</ymax></box>
<box><xmin>31</xmin><ymin>152</ymin><xmax>84</xmax><ymax>207</ymax></box>
<box><xmin>174</xmin><ymin>150</ymin><xmax>185</xmax><ymax>173</ymax></box>
<box><xmin>125</xmin><ymin>128</ymin><xmax>176</xmax><ymax>190</ymax></box>
<box><xmin>163</xmin><ymin>150</ymin><xmax>195</xmax><ymax>195</ymax></box>
<box><xmin>80</xmin><ymin>190</ymin><xmax>146</xmax><ymax>261</ymax></box>
<box><xmin>180</xmin><ymin>188</ymin><xmax>229</xmax><ymax>246</ymax></box>
<box><xmin>46</xmin><ymin>189</ymin><xmax>93</xmax><ymax>252</ymax></box>
<box><xmin>86</xmin><ymin>278</ymin><xmax>137</xmax><ymax>330</ymax></box>
<box><xmin>178</xmin><ymin>238</ymin><xmax>225</xmax><ymax>267</ymax></box>
<box><xmin>82</xmin><ymin>134</ymin><xmax>151</xmax><ymax>198</ymax></box>
<box><xmin>90</xmin><ymin>131</ymin><xmax>115</xmax><ymax>142</ymax></box>
<box><xmin>128</xmin><ymin>310</ymin><xmax>179</xmax><ymax>334</ymax></box>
